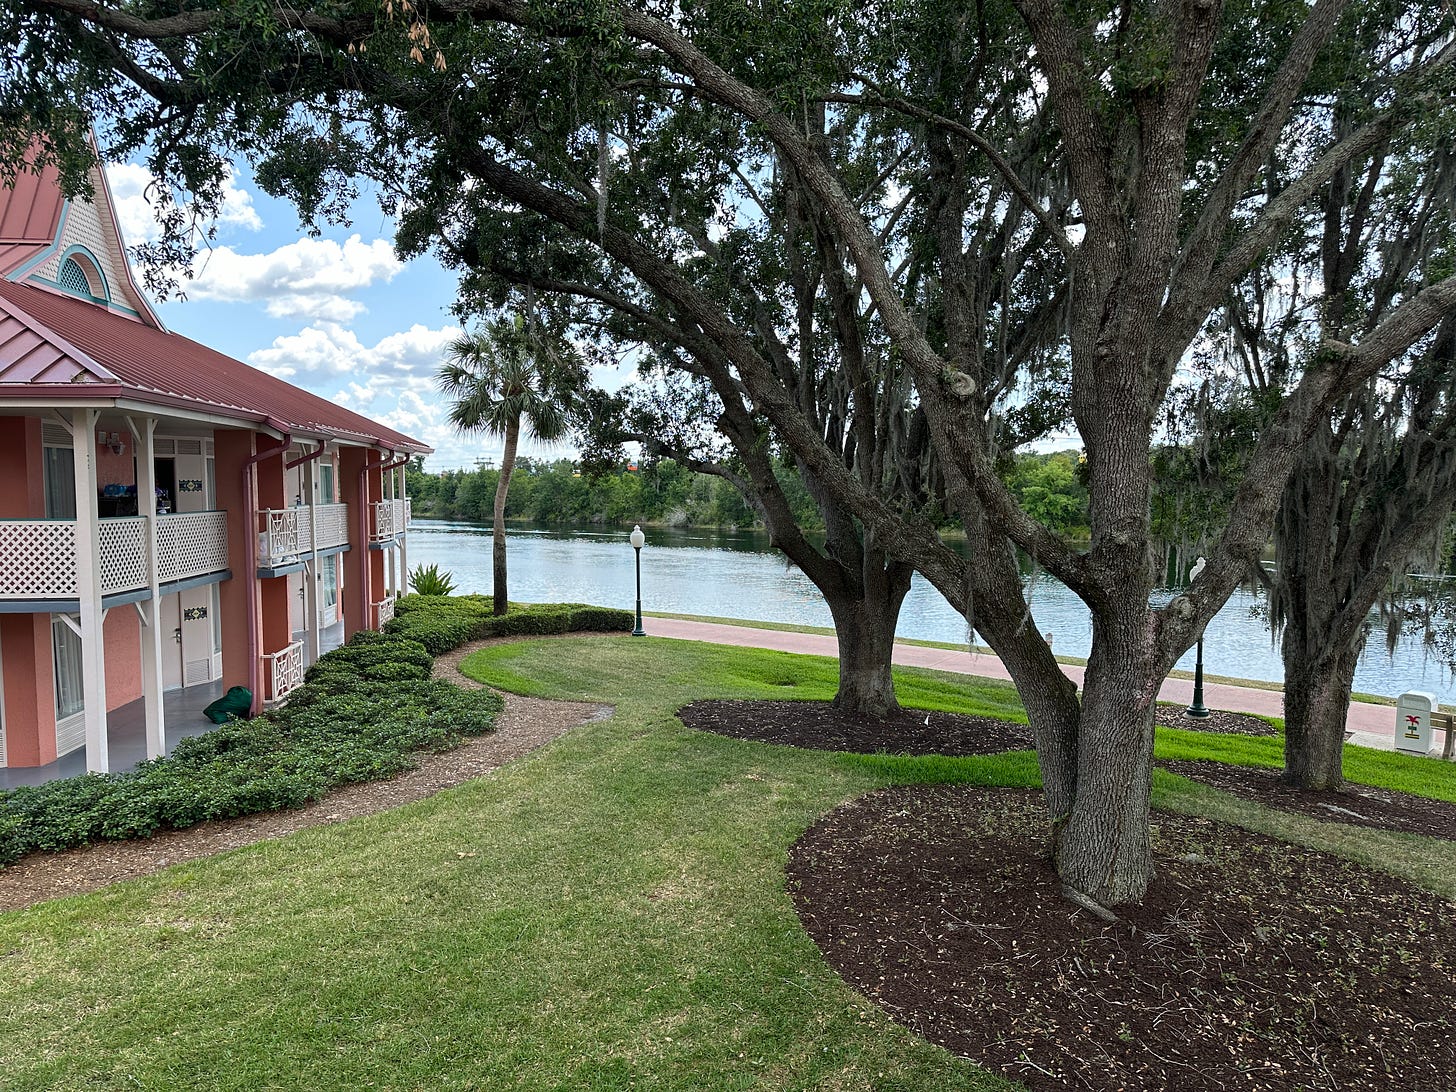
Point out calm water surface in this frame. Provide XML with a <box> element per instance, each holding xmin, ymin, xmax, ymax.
<box><xmin>407</xmin><ymin>519</ymin><xmax>1456</xmax><ymax>703</ymax></box>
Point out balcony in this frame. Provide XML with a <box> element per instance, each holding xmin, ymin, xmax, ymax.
<box><xmin>257</xmin><ymin>503</ymin><xmax>351</xmax><ymax>569</ymax></box>
<box><xmin>0</xmin><ymin>511</ymin><xmax>229</xmax><ymax>603</ymax></box>
<box><xmin>371</xmin><ymin>498</ymin><xmax>411</xmax><ymax>543</ymax></box>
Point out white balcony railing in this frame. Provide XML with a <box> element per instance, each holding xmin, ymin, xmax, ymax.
<box><xmin>372</xmin><ymin>500</ymin><xmax>395</xmax><ymax>542</ymax></box>
<box><xmin>314</xmin><ymin>503</ymin><xmax>350</xmax><ymax>550</ymax></box>
<box><xmin>371</xmin><ymin>499</ymin><xmax>411</xmax><ymax>543</ymax></box>
<box><xmin>157</xmin><ymin>512</ymin><xmax>230</xmax><ymax>584</ymax></box>
<box><xmin>0</xmin><ymin>513</ymin><xmax>229</xmax><ymax>600</ymax></box>
<box><xmin>258</xmin><ymin>508</ymin><xmax>301</xmax><ymax>566</ymax></box>
<box><xmin>259</xmin><ymin>504</ymin><xmax>351</xmax><ymax>566</ymax></box>
<box><xmin>264</xmin><ymin>640</ymin><xmax>305</xmax><ymax>703</ymax></box>
<box><xmin>375</xmin><ymin>597</ymin><xmax>396</xmax><ymax>626</ymax></box>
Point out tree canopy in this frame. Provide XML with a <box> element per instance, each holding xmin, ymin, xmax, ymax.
<box><xmin>6</xmin><ymin>0</ymin><xmax>1455</xmax><ymax>905</ymax></box>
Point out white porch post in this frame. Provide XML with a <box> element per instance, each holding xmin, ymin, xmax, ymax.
<box><xmin>304</xmin><ymin>451</ymin><xmax>322</xmax><ymax>666</ymax></box>
<box><xmin>132</xmin><ymin>416</ymin><xmax>166</xmax><ymax>758</ymax></box>
<box><xmin>398</xmin><ymin>463</ymin><xmax>409</xmax><ymax>596</ymax></box>
<box><xmin>70</xmin><ymin>408</ymin><xmax>109</xmax><ymax>773</ymax></box>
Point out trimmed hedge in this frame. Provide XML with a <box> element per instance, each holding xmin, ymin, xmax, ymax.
<box><xmin>0</xmin><ymin>596</ymin><xmax>628</xmax><ymax>867</ymax></box>
<box><xmin>385</xmin><ymin>594</ymin><xmax>633</xmax><ymax>654</ymax></box>
<box><xmin>0</xmin><ymin>631</ymin><xmax>499</xmax><ymax>866</ymax></box>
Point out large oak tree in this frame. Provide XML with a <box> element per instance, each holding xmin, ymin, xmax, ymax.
<box><xmin>7</xmin><ymin>0</ymin><xmax>1454</xmax><ymax>905</ymax></box>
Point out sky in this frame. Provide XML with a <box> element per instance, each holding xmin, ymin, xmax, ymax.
<box><xmin>105</xmin><ymin>159</ymin><xmax>613</xmax><ymax>472</ymax></box>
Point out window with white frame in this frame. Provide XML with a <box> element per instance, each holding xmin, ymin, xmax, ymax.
<box><xmin>51</xmin><ymin>618</ymin><xmax>84</xmax><ymax>720</ymax></box>
<box><xmin>43</xmin><ymin>443</ymin><xmax>76</xmax><ymax>520</ymax></box>
<box><xmin>322</xmin><ymin>555</ymin><xmax>338</xmax><ymax>610</ymax></box>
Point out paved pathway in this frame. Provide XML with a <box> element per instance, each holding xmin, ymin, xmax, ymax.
<box><xmin>646</xmin><ymin>616</ymin><xmax>1428</xmax><ymax>754</ymax></box>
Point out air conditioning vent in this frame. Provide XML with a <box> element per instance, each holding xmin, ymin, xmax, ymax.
<box><xmin>175</xmin><ymin>438</ymin><xmax>203</xmax><ymax>456</ymax></box>
<box><xmin>56</xmin><ymin>712</ymin><xmax>86</xmax><ymax>757</ymax></box>
<box><xmin>184</xmin><ymin>658</ymin><xmax>212</xmax><ymax>686</ymax></box>
<box><xmin>154</xmin><ymin>438</ymin><xmax>176</xmax><ymax>455</ymax></box>
<box><xmin>41</xmin><ymin>422</ymin><xmax>72</xmax><ymax>448</ymax></box>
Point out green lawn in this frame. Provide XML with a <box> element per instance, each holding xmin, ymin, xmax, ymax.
<box><xmin>0</xmin><ymin>635</ymin><xmax>1450</xmax><ymax>1090</ymax></box>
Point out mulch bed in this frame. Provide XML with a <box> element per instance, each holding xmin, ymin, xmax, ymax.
<box><xmin>788</xmin><ymin>785</ymin><xmax>1456</xmax><ymax>1091</ymax></box>
<box><xmin>1155</xmin><ymin>706</ymin><xmax>1279</xmax><ymax>736</ymax></box>
<box><xmin>677</xmin><ymin>699</ymin><xmax>1033</xmax><ymax>756</ymax></box>
<box><xmin>1162</xmin><ymin>759</ymin><xmax>1456</xmax><ymax>840</ymax></box>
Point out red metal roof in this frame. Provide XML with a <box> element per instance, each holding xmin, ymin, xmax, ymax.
<box><xmin>0</xmin><ymin>152</ymin><xmax>65</xmax><ymax>278</ymax></box>
<box><xmin>0</xmin><ymin>281</ymin><xmax>429</xmax><ymax>453</ymax></box>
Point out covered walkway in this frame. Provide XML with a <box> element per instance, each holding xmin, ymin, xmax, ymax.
<box><xmin>1</xmin><ymin>681</ymin><xmax>223</xmax><ymax>790</ymax></box>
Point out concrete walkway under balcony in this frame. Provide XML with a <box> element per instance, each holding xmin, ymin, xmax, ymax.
<box><xmin>0</xmin><ymin>680</ymin><xmax>224</xmax><ymax>790</ymax></box>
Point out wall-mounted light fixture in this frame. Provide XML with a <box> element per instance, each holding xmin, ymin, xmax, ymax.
<box><xmin>98</xmin><ymin>430</ymin><xmax>126</xmax><ymax>455</ymax></box>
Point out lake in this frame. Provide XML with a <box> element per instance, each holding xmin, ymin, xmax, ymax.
<box><xmin>405</xmin><ymin>519</ymin><xmax>1456</xmax><ymax>703</ymax></box>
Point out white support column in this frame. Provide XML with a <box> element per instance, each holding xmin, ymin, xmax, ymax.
<box><xmin>398</xmin><ymin>463</ymin><xmax>409</xmax><ymax>595</ymax></box>
<box><xmin>304</xmin><ymin>452</ymin><xmax>322</xmax><ymax>666</ymax></box>
<box><xmin>70</xmin><ymin>408</ymin><xmax>109</xmax><ymax>773</ymax></box>
<box><xmin>131</xmin><ymin>416</ymin><xmax>166</xmax><ymax>758</ymax></box>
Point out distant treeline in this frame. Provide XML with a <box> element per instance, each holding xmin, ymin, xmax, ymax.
<box><xmin>407</xmin><ymin>451</ymin><xmax>1091</xmax><ymax>538</ymax></box>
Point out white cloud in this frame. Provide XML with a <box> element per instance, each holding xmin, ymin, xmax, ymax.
<box><xmin>185</xmin><ymin>235</ymin><xmax>402</xmax><ymax>322</ymax></box>
<box><xmin>105</xmin><ymin>161</ymin><xmax>262</xmax><ymax>245</ymax></box>
<box><xmin>248</xmin><ymin>321</ymin><xmax>586</xmax><ymax>469</ymax></box>
<box><xmin>249</xmin><ymin>320</ymin><xmax>458</xmax><ymax>380</ymax></box>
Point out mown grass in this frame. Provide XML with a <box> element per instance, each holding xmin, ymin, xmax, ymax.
<box><xmin>646</xmin><ymin>610</ymin><xmax>1398</xmax><ymax>702</ymax></box>
<box><xmin>0</xmin><ymin>635</ymin><xmax>1449</xmax><ymax>1090</ymax></box>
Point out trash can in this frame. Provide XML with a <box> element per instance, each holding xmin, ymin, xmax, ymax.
<box><xmin>1395</xmin><ymin>691</ymin><xmax>1436</xmax><ymax>756</ymax></box>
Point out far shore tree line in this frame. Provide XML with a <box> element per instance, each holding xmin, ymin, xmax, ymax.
<box><xmin>407</xmin><ymin>450</ymin><xmax>1092</xmax><ymax>539</ymax></box>
<box><xmin>12</xmin><ymin>0</ymin><xmax>1453</xmax><ymax>910</ymax></box>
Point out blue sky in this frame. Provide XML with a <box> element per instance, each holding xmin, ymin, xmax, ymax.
<box><xmin>105</xmin><ymin>159</ymin><xmax>609</xmax><ymax>471</ymax></box>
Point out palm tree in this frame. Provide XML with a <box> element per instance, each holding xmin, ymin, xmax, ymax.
<box><xmin>438</xmin><ymin>315</ymin><xmax>582</xmax><ymax>615</ymax></box>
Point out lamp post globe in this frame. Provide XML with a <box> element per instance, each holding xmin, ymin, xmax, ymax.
<box><xmin>1186</xmin><ymin>556</ymin><xmax>1210</xmax><ymax>718</ymax></box>
<box><xmin>630</xmin><ymin>525</ymin><xmax>646</xmax><ymax>636</ymax></box>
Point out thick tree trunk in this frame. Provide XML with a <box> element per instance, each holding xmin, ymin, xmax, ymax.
<box><xmin>1281</xmin><ymin>637</ymin><xmax>1360</xmax><ymax>791</ymax></box>
<box><xmin>1055</xmin><ymin>609</ymin><xmax>1157</xmax><ymax>907</ymax></box>
<box><xmin>824</xmin><ymin>558</ymin><xmax>912</xmax><ymax>718</ymax></box>
<box><xmin>953</xmin><ymin>504</ymin><xmax>1082</xmax><ymax>824</ymax></box>
<box><xmin>492</xmin><ymin>417</ymin><xmax>520</xmax><ymax>617</ymax></box>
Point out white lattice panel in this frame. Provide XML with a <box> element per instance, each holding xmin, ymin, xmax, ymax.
<box><xmin>98</xmin><ymin>518</ymin><xmax>147</xmax><ymax>595</ymax></box>
<box><xmin>295</xmin><ymin>511</ymin><xmax>314</xmax><ymax>555</ymax></box>
<box><xmin>373</xmin><ymin>500</ymin><xmax>396</xmax><ymax>541</ymax></box>
<box><xmin>0</xmin><ymin>521</ymin><xmax>78</xmax><ymax>598</ymax></box>
<box><xmin>259</xmin><ymin>509</ymin><xmax>300</xmax><ymax>564</ymax></box>
<box><xmin>158</xmin><ymin>512</ymin><xmax>229</xmax><ymax>583</ymax></box>
<box><xmin>315</xmin><ymin>504</ymin><xmax>349</xmax><ymax>549</ymax></box>
<box><xmin>266</xmin><ymin>641</ymin><xmax>305</xmax><ymax>703</ymax></box>
<box><xmin>376</xmin><ymin>597</ymin><xmax>396</xmax><ymax>626</ymax></box>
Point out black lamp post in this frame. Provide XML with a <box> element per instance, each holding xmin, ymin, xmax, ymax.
<box><xmin>1186</xmin><ymin>556</ymin><xmax>1210</xmax><ymax>718</ymax></box>
<box><xmin>630</xmin><ymin>524</ymin><xmax>646</xmax><ymax>637</ymax></box>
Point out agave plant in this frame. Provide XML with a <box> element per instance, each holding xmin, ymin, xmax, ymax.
<box><xmin>408</xmin><ymin>563</ymin><xmax>456</xmax><ymax>597</ymax></box>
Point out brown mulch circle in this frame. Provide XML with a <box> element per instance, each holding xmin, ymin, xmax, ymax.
<box><xmin>1156</xmin><ymin>706</ymin><xmax>1279</xmax><ymax>736</ymax></box>
<box><xmin>1161</xmin><ymin>758</ymin><xmax>1456</xmax><ymax>839</ymax></box>
<box><xmin>788</xmin><ymin>785</ymin><xmax>1456</xmax><ymax>1092</ymax></box>
<box><xmin>677</xmin><ymin>698</ymin><xmax>1034</xmax><ymax>756</ymax></box>
<box><xmin>0</xmin><ymin>638</ymin><xmax>611</xmax><ymax>913</ymax></box>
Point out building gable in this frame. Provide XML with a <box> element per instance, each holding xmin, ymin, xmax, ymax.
<box><xmin>2</xmin><ymin>142</ymin><xmax>162</xmax><ymax>329</ymax></box>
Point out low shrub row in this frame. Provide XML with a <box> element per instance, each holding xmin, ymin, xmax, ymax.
<box><xmin>0</xmin><ymin>629</ymin><xmax>501</xmax><ymax>866</ymax></box>
<box><xmin>386</xmin><ymin>594</ymin><xmax>633</xmax><ymax>655</ymax></box>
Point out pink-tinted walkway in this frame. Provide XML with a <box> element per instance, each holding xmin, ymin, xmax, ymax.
<box><xmin>646</xmin><ymin>617</ymin><xmax>1405</xmax><ymax>745</ymax></box>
